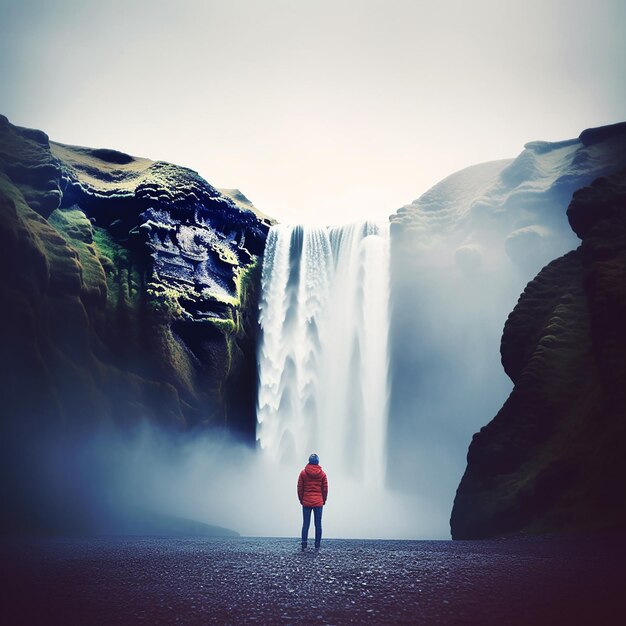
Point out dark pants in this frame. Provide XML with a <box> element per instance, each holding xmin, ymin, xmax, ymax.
<box><xmin>301</xmin><ymin>506</ymin><xmax>323</xmax><ymax>547</ymax></box>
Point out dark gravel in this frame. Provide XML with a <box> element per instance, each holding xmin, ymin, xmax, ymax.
<box><xmin>1</xmin><ymin>534</ymin><xmax>625</xmax><ymax>625</ymax></box>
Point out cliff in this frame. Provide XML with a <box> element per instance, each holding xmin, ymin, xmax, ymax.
<box><xmin>450</xmin><ymin>168</ymin><xmax>626</xmax><ymax>538</ymax></box>
<box><xmin>0</xmin><ymin>116</ymin><xmax>271</xmax><ymax>530</ymax></box>
<box><xmin>391</xmin><ymin>122</ymin><xmax>626</xmax><ymax>272</ymax></box>
<box><xmin>387</xmin><ymin>121</ymin><xmax>626</xmax><ymax>527</ymax></box>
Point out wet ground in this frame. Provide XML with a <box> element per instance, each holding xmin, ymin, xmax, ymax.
<box><xmin>2</xmin><ymin>534</ymin><xmax>625</xmax><ymax>625</ymax></box>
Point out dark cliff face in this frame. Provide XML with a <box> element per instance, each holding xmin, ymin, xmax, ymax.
<box><xmin>387</xmin><ymin>121</ymin><xmax>626</xmax><ymax>524</ymax></box>
<box><xmin>0</xmin><ymin>116</ymin><xmax>271</xmax><ymax>528</ymax></box>
<box><xmin>450</xmin><ymin>169</ymin><xmax>626</xmax><ymax>539</ymax></box>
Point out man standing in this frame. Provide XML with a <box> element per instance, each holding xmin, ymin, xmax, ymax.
<box><xmin>297</xmin><ymin>453</ymin><xmax>328</xmax><ymax>550</ymax></box>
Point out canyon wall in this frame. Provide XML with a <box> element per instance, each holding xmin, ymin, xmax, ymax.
<box><xmin>388</xmin><ymin>122</ymin><xmax>626</xmax><ymax>531</ymax></box>
<box><xmin>0</xmin><ymin>116</ymin><xmax>271</xmax><ymax>530</ymax></box>
<box><xmin>451</xmin><ymin>168</ymin><xmax>626</xmax><ymax>538</ymax></box>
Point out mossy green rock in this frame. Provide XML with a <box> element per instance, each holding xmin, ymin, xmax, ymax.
<box><xmin>0</xmin><ymin>115</ymin><xmax>271</xmax><ymax>444</ymax></box>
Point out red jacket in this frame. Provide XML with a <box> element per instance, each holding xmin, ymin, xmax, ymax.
<box><xmin>297</xmin><ymin>464</ymin><xmax>328</xmax><ymax>507</ymax></box>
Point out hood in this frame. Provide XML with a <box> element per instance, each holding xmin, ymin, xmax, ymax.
<box><xmin>305</xmin><ymin>463</ymin><xmax>324</xmax><ymax>478</ymax></box>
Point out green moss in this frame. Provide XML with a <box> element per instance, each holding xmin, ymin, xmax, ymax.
<box><xmin>91</xmin><ymin>226</ymin><xmax>143</xmax><ymax>307</ymax></box>
<box><xmin>146</xmin><ymin>281</ymin><xmax>185</xmax><ymax>322</ymax></box>
<box><xmin>199</xmin><ymin>287</ymin><xmax>238</xmax><ymax>308</ymax></box>
<box><xmin>206</xmin><ymin>316</ymin><xmax>236</xmax><ymax>335</ymax></box>
<box><xmin>92</xmin><ymin>226</ymin><xmax>126</xmax><ymax>269</ymax></box>
<box><xmin>49</xmin><ymin>208</ymin><xmax>108</xmax><ymax>305</ymax></box>
<box><xmin>233</xmin><ymin>258</ymin><xmax>259</xmax><ymax>331</ymax></box>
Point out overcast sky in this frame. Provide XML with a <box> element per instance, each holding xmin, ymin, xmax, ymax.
<box><xmin>1</xmin><ymin>0</ymin><xmax>624</xmax><ymax>224</ymax></box>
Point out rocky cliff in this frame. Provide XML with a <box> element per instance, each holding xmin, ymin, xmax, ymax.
<box><xmin>450</xmin><ymin>168</ymin><xmax>626</xmax><ymax>538</ymax></box>
<box><xmin>0</xmin><ymin>116</ymin><xmax>271</xmax><ymax>529</ymax></box>
<box><xmin>387</xmin><ymin>121</ymin><xmax>626</xmax><ymax>529</ymax></box>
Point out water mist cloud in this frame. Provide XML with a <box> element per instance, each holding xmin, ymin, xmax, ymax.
<box><xmin>31</xmin><ymin>423</ymin><xmax>446</xmax><ymax>540</ymax></box>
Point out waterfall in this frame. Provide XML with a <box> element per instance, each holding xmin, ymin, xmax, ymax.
<box><xmin>257</xmin><ymin>221</ymin><xmax>390</xmax><ymax>487</ymax></box>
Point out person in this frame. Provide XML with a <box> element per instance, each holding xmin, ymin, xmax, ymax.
<box><xmin>297</xmin><ymin>453</ymin><xmax>328</xmax><ymax>550</ymax></box>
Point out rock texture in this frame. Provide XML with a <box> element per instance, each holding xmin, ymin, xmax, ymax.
<box><xmin>0</xmin><ymin>116</ymin><xmax>271</xmax><ymax>530</ymax></box>
<box><xmin>451</xmin><ymin>169</ymin><xmax>626</xmax><ymax>539</ymax></box>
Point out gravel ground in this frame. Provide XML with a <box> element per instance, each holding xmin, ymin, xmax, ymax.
<box><xmin>1</xmin><ymin>534</ymin><xmax>625</xmax><ymax>625</ymax></box>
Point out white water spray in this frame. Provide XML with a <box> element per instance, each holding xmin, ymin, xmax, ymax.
<box><xmin>257</xmin><ymin>221</ymin><xmax>390</xmax><ymax>487</ymax></box>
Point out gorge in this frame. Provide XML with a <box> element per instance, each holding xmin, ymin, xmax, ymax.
<box><xmin>1</xmin><ymin>114</ymin><xmax>626</xmax><ymax>540</ymax></box>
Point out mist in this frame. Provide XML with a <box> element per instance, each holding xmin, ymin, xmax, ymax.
<box><xmin>387</xmin><ymin>251</ymin><xmax>527</xmax><ymax>518</ymax></box>
<box><xmin>22</xmin><ymin>423</ymin><xmax>443</xmax><ymax>540</ymax></box>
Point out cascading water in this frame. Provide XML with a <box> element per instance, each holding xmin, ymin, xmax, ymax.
<box><xmin>257</xmin><ymin>221</ymin><xmax>390</xmax><ymax>487</ymax></box>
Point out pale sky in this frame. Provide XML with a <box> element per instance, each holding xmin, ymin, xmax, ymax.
<box><xmin>1</xmin><ymin>0</ymin><xmax>624</xmax><ymax>224</ymax></box>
